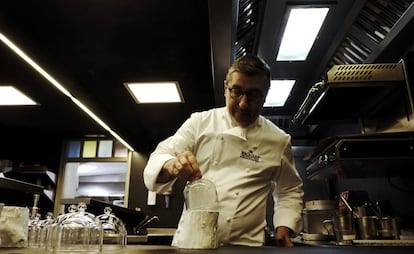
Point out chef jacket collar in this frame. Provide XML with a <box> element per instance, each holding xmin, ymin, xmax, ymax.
<box><xmin>222</xmin><ymin>108</ymin><xmax>262</xmax><ymax>141</ymax></box>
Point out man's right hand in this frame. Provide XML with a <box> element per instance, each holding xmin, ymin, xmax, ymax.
<box><xmin>156</xmin><ymin>151</ymin><xmax>202</xmax><ymax>183</ymax></box>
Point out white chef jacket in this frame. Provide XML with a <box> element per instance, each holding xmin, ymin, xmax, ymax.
<box><xmin>143</xmin><ymin>107</ymin><xmax>303</xmax><ymax>247</ymax></box>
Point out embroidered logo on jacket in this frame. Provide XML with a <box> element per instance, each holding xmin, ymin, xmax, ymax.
<box><xmin>240</xmin><ymin>150</ymin><xmax>260</xmax><ymax>162</ymax></box>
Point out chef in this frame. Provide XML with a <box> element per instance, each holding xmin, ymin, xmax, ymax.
<box><xmin>143</xmin><ymin>55</ymin><xmax>304</xmax><ymax>247</ymax></box>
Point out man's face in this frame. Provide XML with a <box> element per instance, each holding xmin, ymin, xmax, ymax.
<box><xmin>224</xmin><ymin>72</ymin><xmax>267</xmax><ymax>127</ymax></box>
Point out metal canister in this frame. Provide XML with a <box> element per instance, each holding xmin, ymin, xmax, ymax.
<box><xmin>379</xmin><ymin>216</ymin><xmax>400</xmax><ymax>239</ymax></box>
<box><xmin>356</xmin><ymin>216</ymin><xmax>379</xmax><ymax>240</ymax></box>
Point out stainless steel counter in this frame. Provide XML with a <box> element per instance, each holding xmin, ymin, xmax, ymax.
<box><xmin>2</xmin><ymin>245</ymin><xmax>414</xmax><ymax>254</ymax></box>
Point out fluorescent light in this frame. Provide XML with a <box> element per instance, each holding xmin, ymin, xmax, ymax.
<box><xmin>276</xmin><ymin>7</ymin><xmax>329</xmax><ymax>61</ymax></box>
<box><xmin>264</xmin><ymin>80</ymin><xmax>295</xmax><ymax>107</ymax></box>
<box><xmin>125</xmin><ymin>82</ymin><xmax>184</xmax><ymax>103</ymax></box>
<box><xmin>0</xmin><ymin>86</ymin><xmax>38</xmax><ymax>105</ymax></box>
<box><xmin>0</xmin><ymin>32</ymin><xmax>135</xmax><ymax>151</ymax></box>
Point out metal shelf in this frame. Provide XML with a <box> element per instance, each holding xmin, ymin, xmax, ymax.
<box><xmin>0</xmin><ymin>176</ymin><xmax>43</xmax><ymax>194</ymax></box>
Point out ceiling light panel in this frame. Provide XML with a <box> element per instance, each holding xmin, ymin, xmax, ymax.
<box><xmin>276</xmin><ymin>7</ymin><xmax>329</xmax><ymax>61</ymax></box>
<box><xmin>125</xmin><ymin>82</ymin><xmax>184</xmax><ymax>104</ymax></box>
<box><xmin>264</xmin><ymin>80</ymin><xmax>295</xmax><ymax>107</ymax></box>
<box><xmin>0</xmin><ymin>86</ymin><xmax>38</xmax><ymax>106</ymax></box>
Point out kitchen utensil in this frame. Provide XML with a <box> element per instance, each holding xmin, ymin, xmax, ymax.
<box><xmin>38</xmin><ymin>212</ymin><xmax>54</xmax><ymax>248</ymax></box>
<box><xmin>323</xmin><ymin>212</ymin><xmax>356</xmax><ymax>245</ymax></box>
<box><xmin>339</xmin><ymin>194</ymin><xmax>359</xmax><ymax>218</ymax></box>
<box><xmin>96</xmin><ymin>206</ymin><xmax>127</xmax><ymax>249</ymax></box>
<box><xmin>379</xmin><ymin>216</ymin><xmax>400</xmax><ymax>239</ymax></box>
<box><xmin>28</xmin><ymin>213</ymin><xmax>42</xmax><ymax>248</ymax></box>
<box><xmin>301</xmin><ymin>232</ymin><xmax>330</xmax><ymax>241</ymax></box>
<box><xmin>354</xmin><ymin>204</ymin><xmax>370</xmax><ymax>218</ymax></box>
<box><xmin>302</xmin><ymin>208</ymin><xmax>335</xmax><ymax>235</ymax></box>
<box><xmin>176</xmin><ymin>178</ymin><xmax>219</xmax><ymax>249</ymax></box>
<box><xmin>356</xmin><ymin>216</ymin><xmax>379</xmax><ymax>240</ymax></box>
<box><xmin>47</xmin><ymin>202</ymin><xmax>103</xmax><ymax>252</ymax></box>
<box><xmin>183</xmin><ymin>178</ymin><xmax>219</xmax><ymax>211</ymax></box>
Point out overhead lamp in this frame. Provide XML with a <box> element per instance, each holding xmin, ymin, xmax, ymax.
<box><xmin>124</xmin><ymin>82</ymin><xmax>184</xmax><ymax>104</ymax></box>
<box><xmin>0</xmin><ymin>85</ymin><xmax>38</xmax><ymax>105</ymax></box>
<box><xmin>264</xmin><ymin>80</ymin><xmax>295</xmax><ymax>107</ymax></box>
<box><xmin>0</xmin><ymin>32</ymin><xmax>134</xmax><ymax>151</ymax></box>
<box><xmin>276</xmin><ymin>7</ymin><xmax>329</xmax><ymax>61</ymax></box>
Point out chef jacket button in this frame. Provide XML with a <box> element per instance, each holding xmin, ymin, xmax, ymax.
<box><xmin>235</xmin><ymin>192</ymin><xmax>239</xmax><ymax>196</ymax></box>
<box><xmin>214</xmin><ymin>160</ymin><xmax>218</xmax><ymax>165</ymax></box>
<box><xmin>226</xmin><ymin>218</ymin><xmax>231</xmax><ymax>223</ymax></box>
<box><xmin>220</xmin><ymin>137</ymin><xmax>224</xmax><ymax>141</ymax></box>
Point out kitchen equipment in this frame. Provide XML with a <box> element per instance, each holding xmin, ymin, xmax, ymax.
<box><xmin>305</xmin><ymin>199</ymin><xmax>336</xmax><ymax>210</ymax></box>
<box><xmin>28</xmin><ymin>213</ymin><xmax>42</xmax><ymax>248</ymax></box>
<box><xmin>175</xmin><ymin>178</ymin><xmax>219</xmax><ymax>249</ymax></box>
<box><xmin>356</xmin><ymin>216</ymin><xmax>379</xmax><ymax>240</ymax></box>
<box><xmin>323</xmin><ymin>212</ymin><xmax>356</xmax><ymax>245</ymax></box>
<box><xmin>354</xmin><ymin>204</ymin><xmax>371</xmax><ymax>218</ymax></box>
<box><xmin>339</xmin><ymin>194</ymin><xmax>358</xmax><ymax>218</ymax></box>
<box><xmin>47</xmin><ymin>203</ymin><xmax>103</xmax><ymax>252</ymax></box>
<box><xmin>302</xmin><ymin>200</ymin><xmax>336</xmax><ymax>238</ymax></box>
<box><xmin>379</xmin><ymin>216</ymin><xmax>400</xmax><ymax>240</ymax></box>
<box><xmin>96</xmin><ymin>206</ymin><xmax>127</xmax><ymax>249</ymax></box>
<box><xmin>60</xmin><ymin>198</ymin><xmax>144</xmax><ymax>234</ymax></box>
<box><xmin>183</xmin><ymin>178</ymin><xmax>219</xmax><ymax>211</ymax></box>
<box><xmin>305</xmin><ymin>132</ymin><xmax>414</xmax><ymax>180</ymax></box>
<box><xmin>293</xmin><ymin>62</ymin><xmax>412</xmax><ymax>125</ymax></box>
<box><xmin>38</xmin><ymin>212</ymin><xmax>54</xmax><ymax>248</ymax></box>
<box><xmin>302</xmin><ymin>209</ymin><xmax>336</xmax><ymax>234</ymax></box>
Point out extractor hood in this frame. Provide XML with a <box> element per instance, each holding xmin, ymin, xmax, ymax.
<box><xmin>293</xmin><ymin>61</ymin><xmax>414</xmax><ymax>125</ymax></box>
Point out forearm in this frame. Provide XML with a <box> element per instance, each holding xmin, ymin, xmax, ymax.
<box><xmin>143</xmin><ymin>150</ymin><xmax>175</xmax><ymax>192</ymax></box>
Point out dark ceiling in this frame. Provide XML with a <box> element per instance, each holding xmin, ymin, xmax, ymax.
<box><xmin>1</xmin><ymin>0</ymin><xmax>414</xmax><ymax>153</ymax></box>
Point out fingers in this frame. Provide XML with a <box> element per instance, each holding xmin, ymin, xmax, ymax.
<box><xmin>275</xmin><ymin>236</ymin><xmax>293</xmax><ymax>247</ymax></box>
<box><xmin>275</xmin><ymin>226</ymin><xmax>294</xmax><ymax>247</ymax></box>
<box><xmin>173</xmin><ymin>151</ymin><xmax>202</xmax><ymax>181</ymax></box>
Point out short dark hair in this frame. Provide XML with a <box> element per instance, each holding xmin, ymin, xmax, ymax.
<box><xmin>225</xmin><ymin>55</ymin><xmax>271</xmax><ymax>91</ymax></box>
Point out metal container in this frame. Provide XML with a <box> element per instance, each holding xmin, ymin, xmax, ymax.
<box><xmin>324</xmin><ymin>212</ymin><xmax>356</xmax><ymax>244</ymax></box>
<box><xmin>302</xmin><ymin>208</ymin><xmax>335</xmax><ymax>235</ymax></box>
<box><xmin>305</xmin><ymin>200</ymin><xmax>336</xmax><ymax>210</ymax></box>
<box><xmin>356</xmin><ymin>216</ymin><xmax>379</xmax><ymax>240</ymax></box>
<box><xmin>379</xmin><ymin>216</ymin><xmax>400</xmax><ymax>239</ymax></box>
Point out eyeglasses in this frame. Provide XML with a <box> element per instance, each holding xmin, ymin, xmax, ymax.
<box><xmin>226</xmin><ymin>85</ymin><xmax>264</xmax><ymax>103</ymax></box>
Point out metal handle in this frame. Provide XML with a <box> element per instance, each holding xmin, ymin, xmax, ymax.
<box><xmin>339</xmin><ymin>194</ymin><xmax>359</xmax><ymax>218</ymax></box>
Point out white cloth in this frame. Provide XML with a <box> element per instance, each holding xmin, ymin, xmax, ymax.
<box><xmin>143</xmin><ymin>107</ymin><xmax>303</xmax><ymax>246</ymax></box>
<box><xmin>0</xmin><ymin>206</ymin><xmax>29</xmax><ymax>248</ymax></box>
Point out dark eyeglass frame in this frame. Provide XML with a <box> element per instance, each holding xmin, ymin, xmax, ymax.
<box><xmin>225</xmin><ymin>85</ymin><xmax>265</xmax><ymax>103</ymax></box>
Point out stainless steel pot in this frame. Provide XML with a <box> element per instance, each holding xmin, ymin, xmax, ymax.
<box><xmin>302</xmin><ymin>208</ymin><xmax>335</xmax><ymax>235</ymax></box>
<box><xmin>302</xmin><ymin>200</ymin><xmax>336</xmax><ymax>237</ymax></box>
<box><xmin>356</xmin><ymin>216</ymin><xmax>379</xmax><ymax>240</ymax></box>
<box><xmin>379</xmin><ymin>216</ymin><xmax>400</xmax><ymax>239</ymax></box>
